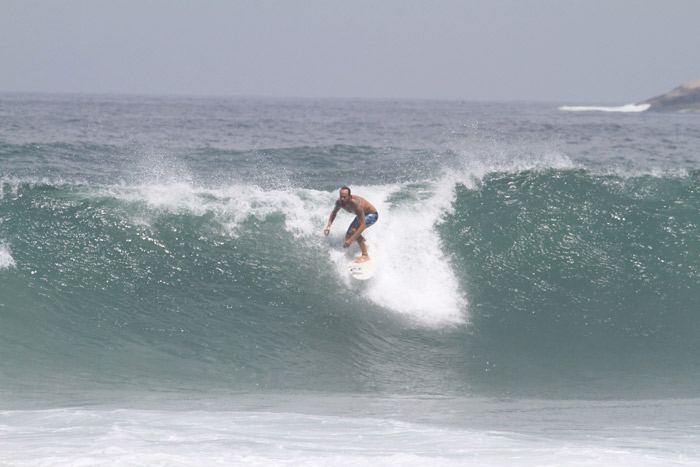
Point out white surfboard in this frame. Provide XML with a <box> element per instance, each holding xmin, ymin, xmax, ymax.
<box><xmin>347</xmin><ymin>257</ymin><xmax>377</xmax><ymax>280</ymax></box>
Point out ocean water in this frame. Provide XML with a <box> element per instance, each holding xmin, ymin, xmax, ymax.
<box><xmin>2</xmin><ymin>94</ymin><xmax>700</xmax><ymax>465</ymax></box>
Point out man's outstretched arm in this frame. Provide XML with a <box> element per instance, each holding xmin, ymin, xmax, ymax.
<box><xmin>324</xmin><ymin>204</ymin><xmax>340</xmax><ymax>235</ymax></box>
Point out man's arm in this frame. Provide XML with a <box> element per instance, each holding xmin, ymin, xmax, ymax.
<box><xmin>324</xmin><ymin>203</ymin><xmax>340</xmax><ymax>236</ymax></box>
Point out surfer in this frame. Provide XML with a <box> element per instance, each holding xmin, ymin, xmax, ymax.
<box><xmin>324</xmin><ymin>187</ymin><xmax>378</xmax><ymax>263</ymax></box>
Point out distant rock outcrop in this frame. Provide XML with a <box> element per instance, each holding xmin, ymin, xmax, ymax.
<box><xmin>638</xmin><ymin>79</ymin><xmax>700</xmax><ymax>111</ymax></box>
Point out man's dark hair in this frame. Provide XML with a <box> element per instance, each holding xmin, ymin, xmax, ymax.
<box><xmin>341</xmin><ymin>186</ymin><xmax>351</xmax><ymax>195</ymax></box>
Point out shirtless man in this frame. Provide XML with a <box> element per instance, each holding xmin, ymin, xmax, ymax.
<box><xmin>324</xmin><ymin>187</ymin><xmax>379</xmax><ymax>263</ymax></box>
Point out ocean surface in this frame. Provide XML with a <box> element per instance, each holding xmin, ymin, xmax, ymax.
<box><xmin>2</xmin><ymin>94</ymin><xmax>700</xmax><ymax>465</ymax></box>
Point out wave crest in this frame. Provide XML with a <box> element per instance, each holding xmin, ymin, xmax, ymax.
<box><xmin>559</xmin><ymin>103</ymin><xmax>650</xmax><ymax>113</ymax></box>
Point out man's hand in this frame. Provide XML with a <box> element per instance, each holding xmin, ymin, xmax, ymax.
<box><xmin>343</xmin><ymin>240</ymin><xmax>351</xmax><ymax>248</ymax></box>
<box><xmin>324</xmin><ymin>226</ymin><xmax>331</xmax><ymax>236</ymax></box>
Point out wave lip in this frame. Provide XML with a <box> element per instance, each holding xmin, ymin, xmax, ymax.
<box><xmin>559</xmin><ymin>103</ymin><xmax>651</xmax><ymax>113</ymax></box>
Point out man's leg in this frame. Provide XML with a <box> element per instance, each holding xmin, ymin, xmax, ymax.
<box><xmin>346</xmin><ymin>217</ymin><xmax>373</xmax><ymax>262</ymax></box>
<box><xmin>355</xmin><ymin>234</ymin><xmax>370</xmax><ymax>262</ymax></box>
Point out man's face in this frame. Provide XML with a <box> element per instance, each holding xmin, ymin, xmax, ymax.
<box><xmin>339</xmin><ymin>189</ymin><xmax>351</xmax><ymax>205</ymax></box>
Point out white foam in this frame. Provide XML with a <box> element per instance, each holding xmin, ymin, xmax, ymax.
<box><xmin>0</xmin><ymin>242</ymin><xmax>16</xmax><ymax>269</ymax></box>
<box><xmin>559</xmin><ymin>103</ymin><xmax>650</xmax><ymax>113</ymax></box>
<box><xmin>2</xmin><ymin>405</ymin><xmax>694</xmax><ymax>467</ymax></box>
<box><xmin>104</xmin><ymin>182</ymin><xmax>289</xmax><ymax>233</ymax></box>
<box><xmin>323</xmin><ymin>182</ymin><xmax>466</xmax><ymax>326</ymax></box>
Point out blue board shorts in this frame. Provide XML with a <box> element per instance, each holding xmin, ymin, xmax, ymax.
<box><xmin>346</xmin><ymin>212</ymin><xmax>378</xmax><ymax>235</ymax></box>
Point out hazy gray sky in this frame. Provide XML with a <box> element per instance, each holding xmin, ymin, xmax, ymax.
<box><xmin>2</xmin><ymin>0</ymin><xmax>699</xmax><ymax>103</ymax></box>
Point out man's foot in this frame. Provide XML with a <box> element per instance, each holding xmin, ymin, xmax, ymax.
<box><xmin>354</xmin><ymin>255</ymin><xmax>370</xmax><ymax>263</ymax></box>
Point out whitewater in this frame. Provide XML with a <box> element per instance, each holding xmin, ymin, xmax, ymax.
<box><xmin>2</xmin><ymin>94</ymin><xmax>700</xmax><ymax>465</ymax></box>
